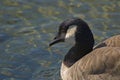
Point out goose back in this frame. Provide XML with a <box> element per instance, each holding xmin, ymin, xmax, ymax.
<box><xmin>94</xmin><ymin>35</ymin><xmax>120</xmax><ymax>49</ymax></box>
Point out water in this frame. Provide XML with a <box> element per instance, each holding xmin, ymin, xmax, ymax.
<box><xmin>0</xmin><ymin>0</ymin><xmax>120</xmax><ymax>80</ymax></box>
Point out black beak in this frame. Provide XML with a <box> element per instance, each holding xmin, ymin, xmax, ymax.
<box><xmin>49</xmin><ymin>38</ymin><xmax>63</xmax><ymax>46</ymax></box>
<box><xmin>49</xmin><ymin>33</ymin><xmax>65</xmax><ymax>46</ymax></box>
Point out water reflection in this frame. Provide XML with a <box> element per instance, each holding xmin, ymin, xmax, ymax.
<box><xmin>0</xmin><ymin>0</ymin><xmax>120</xmax><ymax>80</ymax></box>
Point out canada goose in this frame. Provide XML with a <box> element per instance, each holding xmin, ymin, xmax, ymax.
<box><xmin>49</xmin><ymin>18</ymin><xmax>120</xmax><ymax>80</ymax></box>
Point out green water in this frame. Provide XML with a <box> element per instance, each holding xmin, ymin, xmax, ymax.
<box><xmin>0</xmin><ymin>0</ymin><xmax>120</xmax><ymax>80</ymax></box>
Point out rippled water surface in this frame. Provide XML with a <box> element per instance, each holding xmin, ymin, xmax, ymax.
<box><xmin>0</xmin><ymin>0</ymin><xmax>120</xmax><ymax>80</ymax></box>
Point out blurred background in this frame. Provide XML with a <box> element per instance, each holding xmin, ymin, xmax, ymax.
<box><xmin>0</xmin><ymin>0</ymin><xmax>120</xmax><ymax>80</ymax></box>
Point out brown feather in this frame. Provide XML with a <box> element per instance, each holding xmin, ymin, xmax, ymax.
<box><xmin>61</xmin><ymin>47</ymin><xmax>120</xmax><ymax>80</ymax></box>
<box><xmin>94</xmin><ymin>35</ymin><xmax>120</xmax><ymax>49</ymax></box>
<box><xmin>61</xmin><ymin>35</ymin><xmax>120</xmax><ymax>80</ymax></box>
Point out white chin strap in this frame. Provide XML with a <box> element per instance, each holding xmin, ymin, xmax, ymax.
<box><xmin>65</xmin><ymin>26</ymin><xmax>77</xmax><ymax>39</ymax></box>
<box><xmin>65</xmin><ymin>26</ymin><xmax>77</xmax><ymax>45</ymax></box>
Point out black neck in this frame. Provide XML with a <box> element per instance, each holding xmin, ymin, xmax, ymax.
<box><xmin>63</xmin><ymin>44</ymin><xmax>93</xmax><ymax>67</ymax></box>
<box><xmin>63</xmin><ymin>19</ymin><xmax>94</xmax><ymax>67</ymax></box>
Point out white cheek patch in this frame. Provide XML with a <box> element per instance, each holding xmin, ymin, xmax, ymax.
<box><xmin>65</xmin><ymin>26</ymin><xmax>77</xmax><ymax>45</ymax></box>
<box><xmin>65</xmin><ymin>26</ymin><xmax>77</xmax><ymax>39</ymax></box>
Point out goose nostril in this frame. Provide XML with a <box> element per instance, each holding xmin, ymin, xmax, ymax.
<box><xmin>54</xmin><ymin>37</ymin><xmax>57</xmax><ymax>39</ymax></box>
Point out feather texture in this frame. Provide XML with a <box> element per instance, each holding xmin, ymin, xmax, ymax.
<box><xmin>61</xmin><ymin>35</ymin><xmax>120</xmax><ymax>80</ymax></box>
<box><xmin>94</xmin><ymin>35</ymin><xmax>120</xmax><ymax>49</ymax></box>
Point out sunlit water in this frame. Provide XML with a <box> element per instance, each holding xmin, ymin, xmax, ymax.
<box><xmin>0</xmin><ymin>0</ymin><xmax>120</xmax><ymax>80</ymax></box>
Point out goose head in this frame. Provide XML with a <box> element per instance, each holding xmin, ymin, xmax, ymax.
<box><xmin>49</xmin><ymin>18</ymin><xmax>94</xmax><ymax>48</ymax></box>
<box><xmin>49</xmin><ymin>18</ymin><xmax>95</xmax><ymax>67</ymax></box>
<box><xmin>49</xmin><ymin>19</ymin><xmax>77</xmax><ymax>46</ymax></box>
